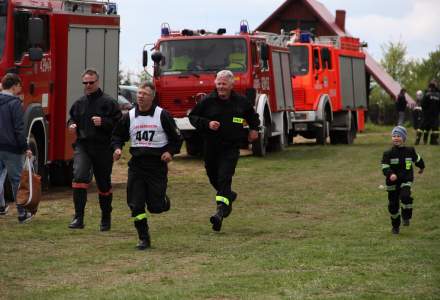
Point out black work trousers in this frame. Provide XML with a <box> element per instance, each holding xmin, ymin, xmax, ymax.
<box><xmin>387</xmin><ymin>182</ymin><xmax>413</xmax><ymax>228</ymax></box>
<box><xmin>127</xmin><ymin>157</ymin><xmax>169</xmax><ymax>218</ymax></box>
<box><xmin>203</xmin><ymin>141</ymin><xmax>240</xmax><ymax>202</ymax></box>
<box><xmin>72</xmin><ymin>142</ymin><xmax>113</xmax><ymax>193</ymax></box>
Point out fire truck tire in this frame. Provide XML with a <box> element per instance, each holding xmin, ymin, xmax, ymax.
<box><xmin>252</xmin><ymin>119</ymin><xmax>270</xmax><ymax>157</ymax></box>
<box><xmin>316</xmin><ymin>113</ymin><xmax>329</xmax><ymax>145</ymax></box>
<box><xmin>329</xmin><ymin>130</ymin><xmax>341</xmax><ymax>144</ymax></box>
<box><xmin>28</xmin><ymin>133</ymin><xmax>48</xmax><ymax>189</ymax></box>
<box><xmin>28</xmin><ymin>134</ymin><xmax>44</xmax><ymax>176</ymax></box>
<box><xmin>330</xmin><ymin>120</ymin><xmax>355</xmax><ymax>145</ymax></box>
<box><xmin>287</xmin><ymin>130</ymin><xmax>295</xmax><ymax>145</ymax></box>
<box><xmin>49</xmin><ymin>162</ymin><xmax>73</xmax><ymax>186</ymax></box>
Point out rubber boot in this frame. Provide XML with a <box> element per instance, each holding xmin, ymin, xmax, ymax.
<box><xmin>210</xmin><ymin>203</ymin><xmax>229</xmax><ymax>232</ymax></box>
<box><xmin>99</xmin><ymin>194</ymin><xmax>112</xmax><ymax>231</ymax></box>
<box><xmin>134</xmin><ymin>219</ymin><xmax>151</xmax><ymax>250</ymax></box>
<box><xmin>430</xmin><ymin>133</ymin><xmax>439</xmax><ymax>145</ymax></box>
<box><xmin>69</xmin><ymin>188</ymin><xmax>87</xmax><ymax>229</ymax></box>
<box><xmin>222</xmin><ymin>192</ymin><xmax>236</xmax><ymax>218</ymax></box>
<box><xmin>415</xmin><ymin>131</ymin><xmax>422</xmax><ymax>145</ymax></box>
<box><xmin>390</xmin><ymin>214</ymin><xmax>401</xmax><ymax>235</ymax></box>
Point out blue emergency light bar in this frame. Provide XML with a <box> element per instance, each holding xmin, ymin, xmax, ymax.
<box><xmin>300</xmin><ymin>32</ymin><xmax>311</xmax><ymax>43</ymax></box>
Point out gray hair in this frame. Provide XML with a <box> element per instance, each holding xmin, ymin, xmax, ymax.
<box><xmin>138</xmin><ymin>81</ymin><xmax>156</xmax><ymax>97</ymax></box>
<box><xmin>215</xmin><ymin>70</ymin><xmax>234</xmax><ymax>84</ymax></box>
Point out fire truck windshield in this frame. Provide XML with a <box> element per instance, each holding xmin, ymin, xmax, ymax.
<box><xmin>159</xmin><ymin>38</ymin><xmax>247</xmax><ymax>74</ymax></box>
<box><xmin>289</xmin><ymin>45</ymin><xmax>309</xmax><ymax>76</ymax></box>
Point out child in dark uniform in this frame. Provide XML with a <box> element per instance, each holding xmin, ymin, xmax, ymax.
<box><xmin>381</xmin><ymin>126</ymin><xmax>425</xmax><ymax>234</ymax></box>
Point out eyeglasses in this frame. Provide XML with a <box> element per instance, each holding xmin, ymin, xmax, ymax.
<box><xmin>82</xmin><ymin>81</ymin><xmax>96</xmax><ymax>85</ymax></box>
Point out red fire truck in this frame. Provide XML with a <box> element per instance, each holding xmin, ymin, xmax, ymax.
<box><xmin>286</xmin><ymin>31</ymin><xmax>367</xmax><ymax>144</ymax></box>
<box><xmin>0</xmin><ymin>0</ymin><xmax>120</xmax><ymax>187</ymax></box>
<box><xmin>144</xmin><ymin>22</ymin><xmax>294</xmax><ymax>156</ymax></box>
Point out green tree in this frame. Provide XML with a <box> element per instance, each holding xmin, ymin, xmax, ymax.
<box><xmin>415</xmin><ymin>45</ymin><xmax>440</xmax><ymax>88</ymax></box>
<box><xmin>137</xmin><ymin>70</ymin><xmax>152</xmax><ymax>83</ymax></box>
<box><xmin>379</xmin><ymin>40</ymin><xmax>414</xmax><ymax>88</ymax></box>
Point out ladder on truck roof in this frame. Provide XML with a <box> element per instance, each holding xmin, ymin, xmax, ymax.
<box><xmin>61</xmin><ymin>0</ymin><xmax>117</xmax><ymax>14</ymax></box>
<box><xmin>253</xmin><ymin>31</ymin><xmax>291</xmax><ymax>47</ymax></box>
<box><xmin>314</xmin><ymin>36</ymin><xmax>362</xmax><ymax>51</ymax></box>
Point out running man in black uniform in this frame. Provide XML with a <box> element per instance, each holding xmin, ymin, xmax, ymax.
<box><xmin>112</xmin><ymin>81</ymin><xmax>182</xmax><ymax>250</ymax></box>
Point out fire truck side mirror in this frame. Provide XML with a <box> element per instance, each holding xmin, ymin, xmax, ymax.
<box><xmin>151</xmin><ymin>51</ymin><xmax>164</xmax><ymax>64</ymax></box>
<box><xmin>28</xmin><ymin>17</ymin><xmax>44</xmax><ymax>47</ymax></box>
<box><xmin>142</xmin><ymin>50</ymin><xmax>149</xmax><ymax>67</ymax></box>
<box><xmin>260</xmin><ymin>44</ymin><xmax>269</xmax><ymax>61</ymax></box>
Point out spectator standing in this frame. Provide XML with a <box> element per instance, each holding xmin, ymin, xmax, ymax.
<box><xmin>414</xmin><ymin>90</ymin><xmax>424</xmax><ymax>144</ymax></box>
<box><xmin>0</xmin><ymin>73</ymin><xmax>33</xmax><ymax>222</ymax></box>
<box><xmin>396</xmin><ymin>88</ymin><xmax>407</xmax><ymax>126</ymax></box>
<box><xmin>420</xmin><ymin>80</ymin><xmax>440</xmax><ymax>145</ymax></box>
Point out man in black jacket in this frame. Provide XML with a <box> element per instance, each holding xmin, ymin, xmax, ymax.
<box><xmin>420</xmin><ymin>80</ymin><xmax>440</xmax><ymax>145</ymax></box>
<box><xmin>67</xmin><ymin>69</ymin><xmax>122</xmax><ymax>231</ymax></box>
<box><xmin>396</xmin><ymin>88</ymin><xmax>407</xmax><ymax>126</ymax></box>
<box><xmin>112</xmin><ymin>81</ymin><xmax>182</xmax><ymax>250</ymax></box>
<box><xmin>381</xmin><ymin>126</ymin><xmax>425</xmax><ymax>234</ymax></box>
<box><xmin>189</xmin><ymin>70</ymin><xmax>260</xmax><ymax>232</ymax></box>
<box><xmin>0</xmin><ymin>73</ymin><xmax>33</xmax><ymax>222</ymax></box>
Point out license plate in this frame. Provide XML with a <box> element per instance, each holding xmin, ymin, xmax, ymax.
<box><xmin>294</xmin><ymin>123</ymin><xmax>307</xmax><ymax>131</ymax></box>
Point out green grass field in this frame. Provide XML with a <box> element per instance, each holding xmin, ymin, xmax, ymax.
<box><xmin>1</xmin><ymin>124</ymin><xmax>439</xmax><ymax>299</ymax></box>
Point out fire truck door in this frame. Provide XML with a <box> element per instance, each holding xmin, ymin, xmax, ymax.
<box><xmin>312</xmin><ymin>47</ymin><xmax>323</xmax><ymax>90</ymax></box>
<box><xmin>66</xmin><ymin>26</ymin><xmax>119</xmax><ymax>120</ymax></box>
<box><xmin>320</xmin><ymin>47</ymin><xmax>337</xmax><ymax>102</ymax></box>
<box><xmin>271</xmin><ymin>51</ymin><xmax>293</xmax><ymax>111</ymax></box>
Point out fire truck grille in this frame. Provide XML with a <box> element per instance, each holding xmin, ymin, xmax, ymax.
<box><xmin>159</xmin><ymin>91</ymin><xmax>197</xmax><ymax>118</ymax></box>
<box><xmin>293</xmin><ymin>88</ymin><xmax>306</xmax><ymax>109</ymax></box>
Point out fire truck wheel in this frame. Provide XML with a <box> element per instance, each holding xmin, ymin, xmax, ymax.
<box><xmin>28</xmin><ymin>133</ymin><xmax>47</xmax><ymax>188</ymax></box>
<box><xmin>28</xmin><ymin>134</ymin><xmax>43</xmax><ymax>175</ymax></box>
<box><xmin>316</xmin><ymin>114</ymin><xmax>329</xmax><ymax>145</ymax></box>
<box><xmin>49</xmin><ymin>162</ymin><xmax>73</xmax><ymax>186</ymax></box>
<box><xmin>252</xmin><ymin>121</ymin><xmax>270</xmax><ymax>157</ymax></box>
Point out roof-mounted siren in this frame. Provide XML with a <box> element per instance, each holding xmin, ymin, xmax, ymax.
<box><xmin>240</xmin><ymin>20</ymin><xmax>249</xmax><ymax>34</ymax></box>
<box><xmin>161</xmin><ymin>23</ymin><xmax>171</xmax><ymax>37</ymax></box>
<box><xmin>217</xmin><ymin>28</ymin><xmax>226</xmax><ymax>35</ymax></box>
<box><xmin>181</xmin><ymin>29</ymin><xmax>194</xmax><ymax>36</ymax></box>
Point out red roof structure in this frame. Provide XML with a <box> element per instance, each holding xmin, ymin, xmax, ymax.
<box><xmin>256</xmin><ymin>0</ymin><xmax>414</xmax><ymax>104</ymax></box>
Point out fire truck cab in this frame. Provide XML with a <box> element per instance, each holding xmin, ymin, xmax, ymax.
<box><xmin>145</xmin><ymin>22</ymin><xmax>294</xmax><ymax>156</ymax></box>
<box><xmin>0</xmin><ymin>0</ymin><xmax>120</xmax><ymax>188</ymax></box>
<box><xmin>287</xmin><ymin>31</ymin><xmax>367</xmax><ymax>144</ymax></box>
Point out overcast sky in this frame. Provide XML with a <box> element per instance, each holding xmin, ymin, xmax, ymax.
<box><xmin>112</xmin><ymin>0</ymin><xmax>440</xmax><ymax>76</ymax></box>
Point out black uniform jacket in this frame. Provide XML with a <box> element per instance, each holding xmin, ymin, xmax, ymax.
<box><xmin>421</xmin><ymin>88</ymin><xmax>440</xmax><ymax>116</ymax></box>
<box><xmin>381</xmin><ymin>145</ymin><xmax>425</xmax><ymax>183</ymax></box>
<box><xmin>188</xmin><ymin>90</ymin><xmax>260</xmax><ymax>144</ymax></box>
<box><xmin>68</xmin><ymin>88</ymin><xmax>122</xmax><ymax>147</ymax></box>
<box><xmin>111</xmin><ymin>104</ymin><xmax>182</xmax><ymax>158</ymax></box>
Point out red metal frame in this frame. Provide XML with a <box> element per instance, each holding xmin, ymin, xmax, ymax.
<box><xmin>0</xmin><ymin>0</ymin><xmax>120</xmax><ymax>163</ymax></box>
